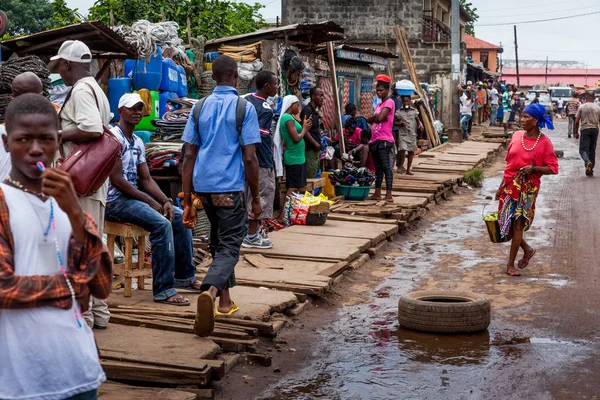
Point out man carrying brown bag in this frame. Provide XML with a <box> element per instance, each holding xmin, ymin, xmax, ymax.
<box><xmin>53</xmin><ymin>40</ymin><xmax>112</xmax><ymax>329</ymax></box>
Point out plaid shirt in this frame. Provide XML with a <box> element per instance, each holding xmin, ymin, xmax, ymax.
<box><xmin>0</xmin><ymin>188</ymin><xmax>112</xmax><ymax>311</ymax></box>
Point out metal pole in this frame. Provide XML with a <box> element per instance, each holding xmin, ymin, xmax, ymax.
<box><xmin>545</xmin><ymin>57</ymin><xmax>548</xmax><ymax>84</ymax></box>
<box><xmin>514</xmin><ymin>25</ymin><xmax>520</xmax><ymax>88</ymax></box>
<box><xmin>449</xmin><ymin>0</ymin><xmax>461</xmax><ymax>142</ymax></box>
<box><xmin>327</xmin><ymin>41</ymin><xmax>345</xmax><ymax>154</ymax></box>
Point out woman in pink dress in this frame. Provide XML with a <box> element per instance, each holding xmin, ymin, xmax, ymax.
<box><xmin>367</xmin><ymin>75</ymin><xmax>395</xmax><ymax>201</ymax></box>
<box><xmin>495</xmin><ymin>104</ymin><xmax>558</xmax><ymax>276</ymax></box>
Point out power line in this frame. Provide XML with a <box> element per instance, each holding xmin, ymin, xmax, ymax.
<box><xmin>478</xmin><ymin>4</ymin><xmax>600</xmax><ymax>19</ymax></box>
<box><xmin>503</xmin><ymin>45</ymin><xmax>600</xmax><ymax>54</ymax></box>
<box><xmin>475</xmin><ymin>10</ymin><xmax>600</xmax><ymax>26</ymax></box>
<box><xmin>478</xmin><ymin>0</ymin><xmax>593</xmax><ymax>13</ymax></box>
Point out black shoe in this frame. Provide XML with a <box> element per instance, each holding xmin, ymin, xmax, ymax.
<box><xmin>568</xmin><ymin>135</ymin><xmax>572</xmax><ymax>138</ymax></box>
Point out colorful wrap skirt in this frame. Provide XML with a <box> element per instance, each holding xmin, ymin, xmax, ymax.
<box><xmin>498</xmin><ymin>177</ymin><xmax>539</xmax><ymax>238</ymax></box>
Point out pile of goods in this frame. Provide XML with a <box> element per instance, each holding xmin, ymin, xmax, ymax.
<box><xmin>0</xmin><ymin>56</ymin><xmax>51</xmax><ymax>122</ymax></box>
<box><xmin>151</xmin><ymin>98</ymin><xmax>194</xmax><ymax>142</ymax></box>
<box><xmin>328</xmin><ymin>167</ymin><xmax>375</xmax><ymax>187</ymax></box>
<box><xmin>282</xmin><ymin>193</ymin><xmax>332</xmax><ymax>227</ymax></box>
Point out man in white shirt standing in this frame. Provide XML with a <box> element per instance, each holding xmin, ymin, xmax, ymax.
<box><xmin>489</xmin><ymin>83</ymin><xmax>499</xmax><ymax>127</ymax></box>
<box><xmin>52</xmin><ymin>40</ymin><xmax>111</xmax><ymax>329</ymax></box>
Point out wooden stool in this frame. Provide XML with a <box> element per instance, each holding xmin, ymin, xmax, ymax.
<box><xmin>105</xmin><ymin>221</ymin><xmax>152</xmax><ymax>297</ymax></box>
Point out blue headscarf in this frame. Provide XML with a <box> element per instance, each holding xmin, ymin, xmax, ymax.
<box><xmin>524</xmin><ymin>104</ymin><xmax>554</xmax><ymax>130</ymax></box>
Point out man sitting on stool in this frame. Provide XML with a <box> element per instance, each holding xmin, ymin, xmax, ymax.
<box><xmin>106</xmin><ymin>93</ymin><xmax>198</xmax><ymax>306</ymax></box>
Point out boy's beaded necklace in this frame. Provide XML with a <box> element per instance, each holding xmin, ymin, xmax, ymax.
<box><xmin>4</xmin><ymin>163</ymin><xmax>82</xmax><ymax>328</ymax></box>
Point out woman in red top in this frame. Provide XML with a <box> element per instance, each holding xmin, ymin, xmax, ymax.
<box><xmin>495</xmin><ymin>104</ymin><xmax>559</xmax><ymax>276</ymax></box>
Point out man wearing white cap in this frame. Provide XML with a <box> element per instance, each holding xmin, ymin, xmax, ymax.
<box><xmin>105</xmin><ymin>93</ymin><xmax>196</xmax><ymax>306</ymax></box>
<box><xmin>52</xmin><ymin>40</ymin><xmax>111</xmax><ymax>328</ymax></box>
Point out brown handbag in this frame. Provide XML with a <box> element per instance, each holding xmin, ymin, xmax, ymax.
<box><xmin>58</xmin><ymin>82</ymin><xmax>122</xmax><ymax>197</ymax></box>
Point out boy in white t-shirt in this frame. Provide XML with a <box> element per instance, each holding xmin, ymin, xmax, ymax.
<box><xmin>0</xmin><ymin>93</ymin><xmax>112</xmax><ymax>400</ymax></box>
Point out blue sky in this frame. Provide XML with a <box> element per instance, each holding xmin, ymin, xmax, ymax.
<box><xmin>66</xmin><ymin>0</ymin><xmax>600</xmax><ymax>67</ymax></box>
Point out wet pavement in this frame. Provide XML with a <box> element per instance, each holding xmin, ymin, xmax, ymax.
<box><xmin>257</xmin><ymin>122</ymin><xmax>600</xmax><ymax>400</ymax></box>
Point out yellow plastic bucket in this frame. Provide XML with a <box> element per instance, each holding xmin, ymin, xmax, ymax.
<box><xmin>320</xmin><ymin>171</ymin><xmax>336</xmax><ymax>199</ymax></box>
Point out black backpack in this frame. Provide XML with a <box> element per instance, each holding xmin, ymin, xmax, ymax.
<box><xmin>191</xmin><ymin>95</ymin><xmax>248</xmax><ymax>145</ymax></box>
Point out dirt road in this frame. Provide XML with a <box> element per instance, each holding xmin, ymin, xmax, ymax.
<box><xmin>219</xmin><ymin>121</ymin><xmax>600</xmax><ymax>400</ymax></box>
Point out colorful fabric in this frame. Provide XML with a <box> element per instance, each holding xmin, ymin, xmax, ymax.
<box><xmin>370</xmin><ymin>98</ymin><xmax>395</xmax><ymax>143</ymax></box>
<box><xmin>502</xmin><ymin>91</ymin><xmax>512</xmax><ymax>112</ymax></box>
<box><xmin>498</xmin><ymin>177</ymin><xmax>538</xmax><ymax>237</ymax></box>
<box><xmin>0</xmin><ymin>187</ymin><xmax>112</xmax><ymax>310</ymax></box>
<box><xmin>523</xmin><ymin>104</ymin><xmax>554</xmax><ymax>130</ymax></box>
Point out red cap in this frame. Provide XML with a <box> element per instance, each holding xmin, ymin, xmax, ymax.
<box><xmin>375</xmin><ymin>74</ymin><xmax>392</xmax><ymax>83</ymax></box>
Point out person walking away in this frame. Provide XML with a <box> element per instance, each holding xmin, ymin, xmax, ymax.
<box><xmin>106</xmin><ymin>94</ymin><xmax>195</xmax><ymax>305</ymax></box>
<box><xmin>566</xmin><ymin>92</ymin><xmax>581</xmax><ymax>138</ymax></box>
<box><xmin>395</xmin><ymin>95</ymin><xmax>423</xmax><ymax>175</ymax></box>
<box><xmin>490</xmin><ymin>83</ymin><xmax>499</xmax><ymax>127</ymax></box>
<box><xmin>242</xmin><ymin>71</ymin><xmax>279</xmax><ymax>249</ymax></box>
<box><xmin>0</xmin><ymin>72</ymin><xmax>46</xmax><ymax>181</ymax></box>
<box><xmin>389</xmin><ymin>83</ymin><xmax>403</xmax><ymax>170</ymax></box>
<box><xmin>460</xmin><ymin>89</ymin><xmax>473</xmax><ymax>140</ymax></box>
<box><xmin>182</xmin><ymin>55</ymin><xmax>261</xmax><ymax>337</ymax></box>
<box><xmin>301</xmin><ymin>87</ymin><xmax>324</xmax><ymax>179</ymax></box>
<box><xmin>367</xmin><ymin>75</ymin><xmax>395</xmax><ymax>202</ymax></box>
<box><xmin>557</xmin><ymin>98</ymin><xmax>564</xmax><ymax>117</ymax></box>
<box><xmin>475</xmin><ymin>83</ymin><xmax>486</xmax><ymax>125</ymax></box>
<box><xmin>495</xmin><ymin>104</ymin><xmax>558</xmax><ymax>277</ymax></box>
<box><xmin>501</xmin><ymin>85</ymin><xmax>512</xmax><ymax>134</ymax></box>
<box><xmin>574</xmin><ymin>91</ymin><xmax>600</xmax><ymax>177</ymax></box>
<box><xmin>53</xmin><ymin>40</ymin><xmax>111</xmax><ymax>330</ymax></box>
<box><xmin>276</xmin><ymin>95</ymin><xmax>313</xmax><ymax>223</ymax></box>
<box><xmin>0</xmin><ymin>93</ymin><xmax>112</xmax><ymax>400</ymax></box>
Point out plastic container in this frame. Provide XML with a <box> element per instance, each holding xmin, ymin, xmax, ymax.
<box><xmin>135</xmin><ymin>90</ymin><xmax>159</xmax><ymax>131</ymax></box>
<box><xmin>306</xmin><ymin>211</ymin><xmax>329</xmax><ymax>226</ymax></box>
<box><xmin>482</xmin><ymin>201</ymin><xmax>512</xmax><ymax>243</ymax></box>
<box><xmin>177</xmin><ymin>65</ymin><xmax>188</xmax><ymax>97</ymax></box>
<box><xmin>125</xmin><ymin>47</ymin><xmax>163</xmax><ymax>91</ymax></box>
<box><xmin>334</xmin><ymin>185</ymin><xmax>372</xmax><ymax>201</ymax></box>
<box><xmin>205</xmin><ymin>52</ymin><xmax>221</xmax><ymax>62</ymax></box>
<box><xmin>320</xmin><ymin>171</ymin><xmax>336</xmax><ymax>199</ymax></box>
<box><xmin>134</xmin><ymin>130</ymin><xmax>153</xmax><ymax>144</ymax></box>
<box><xmin>397</xmin><ymin>89</ymin><xmax>414</xmax><ymax>96</ymax></box>
<box><xmin>160</xmin><ymin>58</ymin><xmax>179</xmax><ymax>93</ymax></box>
<box><xmin>159</xmin><ymin>91</ymin><xmax>178</xmax><ymax>119</ymax></box>
<box><xmin>108</xmin><ymin>77</ymin><xmax>132</xmax><ymax>122</ymax></box>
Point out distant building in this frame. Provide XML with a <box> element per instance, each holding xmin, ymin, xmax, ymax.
<box><xmin>502</xmin><ymin>67</ymin><xmax>600</xmax><ymax>89</ymax></box>
<box><xmin>464</xmin><ymin>34</ymin><xmax>503</xmax><ymax>72</ymax></box>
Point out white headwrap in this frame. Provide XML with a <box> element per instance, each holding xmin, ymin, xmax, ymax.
<box><xmin>273</xmin><ymin>95</ymin><xmax>301</xmax><ymax>177</ymax></box>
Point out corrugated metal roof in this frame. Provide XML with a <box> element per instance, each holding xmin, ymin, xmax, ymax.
<box><xmin>1</xmin><ymin>21</ymin><xmax>136</xmax><ymax>59</ymax></box>
<box><xmin>205</xmin><ymin>21</ymin><xmax>346</xmax><ymax>48</ymax></box>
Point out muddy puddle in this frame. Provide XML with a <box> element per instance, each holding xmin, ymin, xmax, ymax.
<box><xmin>259</xmin><ymin>138</ymin><xmax>588</xmax><ymax>400</ymax></box>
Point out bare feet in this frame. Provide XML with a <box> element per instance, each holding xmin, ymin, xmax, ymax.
<box><xmin>406</xmin><ymin>170</ymin><xmax>414</xmax><ymax>175</ymax></box>
<box><xmin>507</xmin><ymin>267</ymin><xmax>521</xmax><ymax>276</ymax></box>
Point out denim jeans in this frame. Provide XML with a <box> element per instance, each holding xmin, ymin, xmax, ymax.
<box><xmin>490</xmin><ymin>105</ymin><xmax>498</xmax><ymax>125</ymax></box>
<box><xmin>460</xmin><ymin>114</ymin><xmax>472</xmax><ymax>139</ymax></box>
<box><xmin>105</xmin><ymin>197</ymin><xmax>196</xmax><ymax>301</ymax></box>
<box><xmin>568</xmin><ymin>115</ymin><xmax>576</xmax><ymax>137</ymax></box>
<box><xmin>579</xmin><ymin>128</ymin><xmax>599</xmax><ymax>169</ymax></box>
<box><xmin>64</xmin><ymin>389</ymin><xmax>97</xmax><ymax>400</ymax></box>
<box><xmin>197</xmin><ymin>192</ymin><xmax>246</xmax><ymax>295</ymax></box>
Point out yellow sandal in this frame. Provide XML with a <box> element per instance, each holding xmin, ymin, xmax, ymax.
<box><xmin>215</xmin><ymin>302</ymin><xmax>239</xmax><ymax>316</ymax></box>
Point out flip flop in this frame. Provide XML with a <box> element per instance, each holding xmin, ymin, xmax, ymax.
<box><xmin>174</xmin><ymin>282</ymin><xmax>203</xmax><ymax>293</ymax></box>
<box><xmin>518</xmin><ymin>248</ymin><xmax>536</xmax><ymax>270</ymax></box>
<box><xmin>154</xmin><ymin>294</ymin><xmax>191</xmax><ymax>306</ymax></box>
<box><xmin>193</xmin><ymin>292</ymin><xmax>215</xmax><ymax>337</ymax></box>
<box><xmin>215</xmin><ymin>302</ymin><xmax>239</xmax><ymax>316</ymax></box>
<box><xmin>507</xmin><ymin>268</ymin><xmax>521</xmax><ymax>277</ymax></box>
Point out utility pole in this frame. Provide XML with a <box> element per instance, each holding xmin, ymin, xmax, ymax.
<box><xmin>545</xmin><ymin>56</ymin><xmax>548</xmax><ymax>84</ymax></box>
<box><xmin>514</xmin><ymin>25</ymin><xmax>520</xmax><ymax>88</ymax></box>
<box><xmin>449</xmin><ymin>0</ymin><xmax>461</xmax><ymax>143</ymax></box>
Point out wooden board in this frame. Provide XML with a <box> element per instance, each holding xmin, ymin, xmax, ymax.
<box><xmin>285</xmin><ymin>219</ymin><xmax>397</xmax><ymax>241</ymax></box>
<box><xmin>241</xmin><ymin>231</ymin><xmax>371</xmax><ymax>261</ymax></box>
<box><xmin>107</xmin><ymin>286</ymin><xmax>297</xmax><ymax>321</ymax></box>
<box><xmin>327</xmin><ymin>213</ymin><xmax>399</xmax><ymax>225</ymax></box>
<box><xmin>239</xmin><ymin>255</ymin><xmax>341</xmax><ymax>276</ymax></box>
<box><xmin>95</xmin><ymin>324</ymin><xmax>220</xmax><ymax>362</ymax></box>
<box><xmin>99</xmin><ymin>382</ymin><xmax>204</xmax><ymax>400</ymax></box>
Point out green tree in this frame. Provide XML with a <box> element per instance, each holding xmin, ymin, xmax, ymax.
<box><xmin>88</xmin><ymin>0</ymin><xmax>265</xmax><ymax>40</ymax></box>
<box><xmin>52</xmin><ymin>0</ymin><xmax>84</xmax><ymax>27</ymax></box>
<box><xmin>0</xmin><ymin>0</ymin><xmax>54</xmax><ymax>36</ymax></box>
<box><xmin>460</xmin><ymin>0</ymin><xmax>478</xmax><ymax>35</ymax></box>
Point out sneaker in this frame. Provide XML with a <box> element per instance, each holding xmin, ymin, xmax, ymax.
<box><xmin>586</xmin><ymin>162</ymin><xmax>593</xmax><ymax>177</ymax></box>
<box><xmin>242</xmin><ymin>234</ymin><xmax>273</xmax><ymax>249</ymax></box>
<box><xmin>259</xmin><ymin>228</ymin><xmax>273</xmax><ymax>246</ymax></box>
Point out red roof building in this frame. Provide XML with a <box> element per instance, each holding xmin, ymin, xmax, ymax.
<box><xmin>465</xmin><ymin>34</ymin><xmax>503</xmax><ymax>72</ymax></box>
<box><xmin>501</xmin><ymin>68</ymin><xmax>600</xmax><ymax>88</ymax></box>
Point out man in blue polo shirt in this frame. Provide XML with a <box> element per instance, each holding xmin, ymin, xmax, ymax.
<box><xmin>182</xmin><ymin>55</ymin><xmax>261</xmax><ymax>337</ymax></box>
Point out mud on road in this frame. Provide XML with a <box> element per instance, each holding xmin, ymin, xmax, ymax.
<box><xmin>218</xmin><ymin>122</ymin><xmax>600</xmax><ymax>400</ymax></box>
